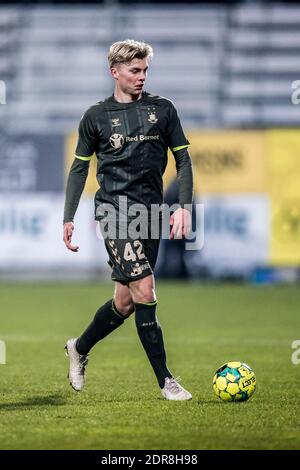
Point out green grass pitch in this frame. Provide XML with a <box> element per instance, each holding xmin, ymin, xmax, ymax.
<box><xmin>0</xmin><ymin>282</ymin><xmax>300</xmax><ymax>450</ymax></box>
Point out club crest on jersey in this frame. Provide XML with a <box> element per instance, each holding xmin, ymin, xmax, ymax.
<box><xmin>111</xmin><ymin>118</ymin><xmax>121</xmax><ymax>127</ymax></box>
<box><xmin>147</xmin><ymin>108</ymin><xmax>158</xmax><ymax>124</ymax></box>
<box><xmin>130</xmin><ymin>262</ymin><xmax>151</xmax><ymax>276</ymax></box>
<box><xmin>131</xmin><ymin>263</ymin><xmax>142</xmax><ymax>276</ymax></box>
<box><xmin>110</xmin><ymin>133</ymin><xmax>124</xmax><ymax>149</ymax></box>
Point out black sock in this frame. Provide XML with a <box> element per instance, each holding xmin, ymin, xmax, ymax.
<box><xmin>135</xmin><ymin>301</ymin><xmax>172</xmax><ymax>388</ymax></box>
<box><xmin>76</xmin><ymin>299</ymin><xmax>125</xmax><ymax>355</ymax></box>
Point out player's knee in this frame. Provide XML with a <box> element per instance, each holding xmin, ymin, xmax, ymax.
<box><xmin>133</xmin><ymin>288</ymin><xmax>156</xmax><ymax>304</ymax></box>
<box><xmin>121</xmin><ymin>302</ymin><xmax>135</xmax><ymax>317</ymax></box>
<box><xmin>129</xmin><ymin>276</ymin><xmax>156</xmax><ymax>303</ymax></box>
<box><xmin>114</xmin><ymin>299</ymin><xmax>134</xmax><ymax>317</ymax></box>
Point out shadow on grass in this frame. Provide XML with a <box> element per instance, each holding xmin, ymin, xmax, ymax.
<box><xmin>196</xmin><ymin>399</ymin><xmax>224</xmax><ymax>405</ymax></box>
<box><xmin>95</xmin><ymin>395</ymin><xmax>154</xmax><ymax>404</ymax></box>
<box><xmin>196</xmin><ymin>399</ymin><xmax>255</xmax><ymax>406</ymax></box>
<box><xmin>0</xmin><ymin>394</ymin><xmax>66</xmax><ymax>411</ymax></box>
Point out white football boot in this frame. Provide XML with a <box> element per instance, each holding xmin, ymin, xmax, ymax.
<box><xmin>161</xmin><ymin>377</ymin><xmax>192</xmax><ymax>401</ymax></box>
<box><xmin>65</xmin><ymin>338</ymin><xmax>88</xmax><ymax>391</ymax></box>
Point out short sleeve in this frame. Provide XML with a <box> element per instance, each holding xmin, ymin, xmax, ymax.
<box><xmin>166</xmin><ymin>102</ymin><xmax>189</xmax><ymax>152</ymax></box>
<box><xmin>75</xmin><ymin>110</ymin><xmax>97</xmax><ymax>160</ymax></box>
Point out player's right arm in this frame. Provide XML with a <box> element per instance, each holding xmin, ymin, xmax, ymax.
<box><xmin>63</xmin><ymin>109</ymin><xmax>97</xmax><ymax>252</ymax></box>
<box><xmin>63</xmin><ymin>157</ymin><xmax>91</xmax><ymax>251</ymax></box>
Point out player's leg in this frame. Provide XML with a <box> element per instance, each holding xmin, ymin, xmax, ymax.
<box><xmin>130</xmin><ymin>274</ymin><xmax>192</xmax><ymax>401</ymax></box>
<box><xmin>95</xmin><ymin>229</ymin><xmax>191</xmax><ymax>399</ymax></box>
<box><xmin>113</xmin><ymin>282</ymin><xmax>134</xmax><ymax>317</ymax></box>
<box><xmin>75</xmin><ymin>289</ymin><xmax>128</xmax><ymax>356</ymax></box>
<box><xmin>129</xmin><ymin>274</ymin><xmax>172</xmax><ymax>385</ymax></box>
<box><xmin>65</xmin><ymin>282</ymin><xmax>133</xmax><ymax>391</ymax></box>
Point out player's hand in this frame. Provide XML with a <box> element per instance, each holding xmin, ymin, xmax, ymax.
<box><xmin>63</xmin><ymin>222</ymin><xmax>79</xmax><ymax>252</ymax></box>
<box><xmin>169</xmin><ymin>208</ymin><xmax>191</xmax><ymax>240</ymax></box>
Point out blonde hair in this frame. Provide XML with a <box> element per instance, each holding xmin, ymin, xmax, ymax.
<box><xmin>108</xmin><ymin>39</ymin><xmax>153</xmax><ymax>68</ymax></box>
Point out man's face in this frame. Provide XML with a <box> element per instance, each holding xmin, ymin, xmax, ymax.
<box><xmin>111</xmin><ymin>58</ymin><xmax>149</xmax><ymax>95</ymax></box>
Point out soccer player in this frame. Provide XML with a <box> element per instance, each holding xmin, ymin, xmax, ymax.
<box><xmin>63</xmin><ymin>40</ymin><xmax>193</xmax><ymax>400</ymax></box>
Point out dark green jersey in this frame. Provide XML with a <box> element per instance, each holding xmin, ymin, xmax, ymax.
<box><xmin>75</xmin><ymin>91</ymin><xmax>189</xmax><ymax>216</ymax></box>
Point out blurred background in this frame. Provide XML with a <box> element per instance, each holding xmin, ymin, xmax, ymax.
<box><xmin>1</xmin><ymin>0</ymin><xmax>300</xmax><ymax>284</ymax></box>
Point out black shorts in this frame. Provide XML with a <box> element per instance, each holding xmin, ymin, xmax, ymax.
<box><xmin>99</xmin><ymin>218</ymin><xmax>161</xmax><ymax>285</ymax></box>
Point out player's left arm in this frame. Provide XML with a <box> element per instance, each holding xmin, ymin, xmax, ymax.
<box><xmin>166</xmin><ymin>101</ymin><xmax>194</xmax><ymax>239</ymax></box>
<box><xmin>170</xmin><ymin>146</ymin><xmax>194</xmax><ymax>239</ymax></box>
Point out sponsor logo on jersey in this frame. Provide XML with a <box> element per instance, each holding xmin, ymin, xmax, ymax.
<box><xmin>109</xmin><ymin>133</ymin><xmax>159</xmax><ymax>149</ymax></box>
<box><xmin>126</xmin><ymin>135</ymin><xmax>160</xmax><ymax>142</ymax></box>
<box><xmin>110</xmin><ymin>133</ymin><xmax>124</xmax><ymax>149</ymax></box>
